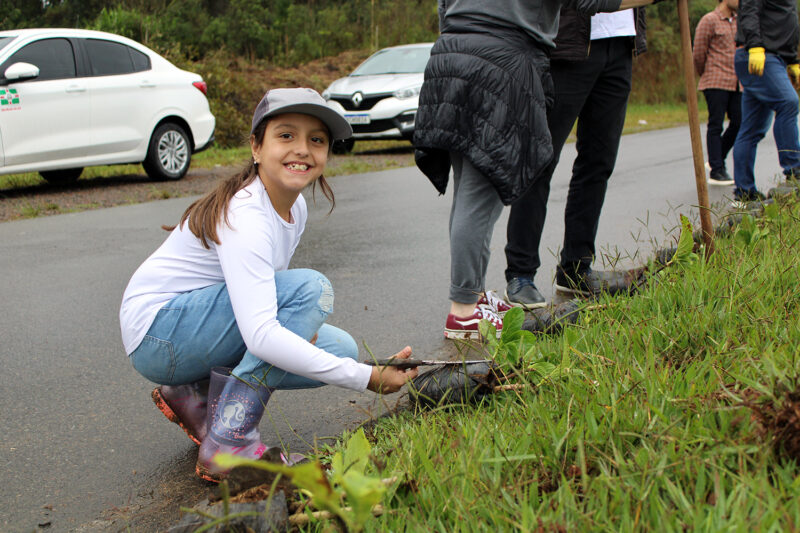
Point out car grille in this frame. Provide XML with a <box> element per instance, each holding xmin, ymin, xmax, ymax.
<box><xmin>352</xmin><ymin>119</ymin><xmax>401</xmax><ymax>134</ymax></box>
<box><xmin>331</xmin><ymin>93</ymin><xmax>392</xmax><ymax>111</ymax></box>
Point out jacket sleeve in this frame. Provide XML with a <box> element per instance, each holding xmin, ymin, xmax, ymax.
<box><xmin>737</xmin><ymin>0</ymin><xmax>763</xmax><ymax>50</ymax></box>
<box><xmin>692</xmin><ymin>15</ymin><xmax>711</xmax><ymax>77</ymax></box>
<box><xmin>564</xmin><ymin>0</ymin><xmax>622</xmax><ymax>15</ymax></box>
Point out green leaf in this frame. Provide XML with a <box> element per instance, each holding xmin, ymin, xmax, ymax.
<box><xmin>213</xmin><ymin>455</ymin><xmax>344</xmax><ymax>518</ymax></box>
<box><xmin>334</xmin><ymin>428</ymin><xmax>371</xmax><ymax>477</ymax></box>
<box><xmin>339</xmin><ymin>470</ymin><xmax>386</xmax><ymax>525</ymax></box>
<box><xmin>763</xmin><ymin>202</ymin><xmax>780</xmax><ymax>221</ymax></box>
<box><xmin>479</xmin><ymin>319</ymin><xmax>497</xmax><ymax>346</ymax></box>
<box><xmin>500</xmin><ymin>307</ymin><xmax>525</xmax><ymax>339</ymax></box>
<box><xmin>672</xmin><ymin>215</ymin><xmax>699</xmax><ymax>265</ymax></box>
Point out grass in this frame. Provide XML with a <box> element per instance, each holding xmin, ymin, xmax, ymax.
<box><xmin>299</xmin><ymin>190</ymin><xmax>800</xmax><ymax>531</ymax></box>
<box><xmin>0</xmin><ymin>103</ymin><xmax>702</xmax><ymax>190</ymax></box>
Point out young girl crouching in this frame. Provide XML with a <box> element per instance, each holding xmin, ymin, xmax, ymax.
<box><xmin>119</xmin><ymin>88</ymin><xmax>418</xmax><ymax>482</ymax></box>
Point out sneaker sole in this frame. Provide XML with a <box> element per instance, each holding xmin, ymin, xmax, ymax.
<box><xmin>195</xmin><ymin>443</ymin><xmax>269</xmax><ymax>483</ymax></box>
<box><xmin>505</xmin><ymin>299</ymin><xmax>547</xmax><ymax>310</ymax></box>
<box><xmin>443</xmin><ymin>328</ymin><xmax>502</xmax><ymax>340</ymax></box>
<box><xmin>152</xmin><ymin>387</ymin><xmax>202</xmax><ymax>446</ymax></box>
<box><xmin>708</xmin><ymin>180</ymin><xmax>734</xmax><ymax>186</ymax></box>
<box><xmin>503</xmin><ymin>290</ymin><xmax>547</xmax><ymax>310</ymax></box>
<box><xmin>195</xmin><ymin>461</ymin><xmax>224</xmax><ymax>483</ymax></box>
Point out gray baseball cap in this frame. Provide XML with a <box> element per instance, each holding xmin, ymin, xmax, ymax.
<box><xmin>250</xmin><ymin>87</ymin><xmax>352</xmax><ymax>141</ymax></box>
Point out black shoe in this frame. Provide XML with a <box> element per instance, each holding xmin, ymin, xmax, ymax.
<box><xmin>708</xmin><ymin>169</ymin><xmax>734</xmax><ymax>186</ymax></box>
<box><xmin>555</xmin><ymin>266</ymin><xmax>632</xmax><ymax>297</ymax></box>
<box><xmin>504</xmin><ymin>277</ymin><xmax>546</xmax><ymax>310</ymax></box>
<box><xmin>786</xmin><ymin>167</ymin><xmax>800</xmax><ymax>182</ymax></box>
<box><xmin>732</xmin><ymin>188</ymin><xmax>766</xmax><ymax>209</ymax></box>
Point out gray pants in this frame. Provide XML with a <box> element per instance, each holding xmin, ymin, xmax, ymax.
<box><xmin>449</xmin><ymin>152</ymin><xmax>504</xmax><ymax>303</ymax></box>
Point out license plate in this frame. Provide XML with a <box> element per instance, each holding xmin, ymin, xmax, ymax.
<box><xmin>344</xmin><ymin>114</ymin><xmax>370</xmax><ymax>125</ymax></box>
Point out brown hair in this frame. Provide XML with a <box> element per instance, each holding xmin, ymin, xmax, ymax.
<box><xmin>163</xmin><ymin>117</ymin><xmax>335</xmax><ymax>248</ymax></box>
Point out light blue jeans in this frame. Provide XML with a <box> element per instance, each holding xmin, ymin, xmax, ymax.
<box><xmin>129</xmin><ymin>268</ymin><xmax>358</xmax><ymax>389</ymax></box>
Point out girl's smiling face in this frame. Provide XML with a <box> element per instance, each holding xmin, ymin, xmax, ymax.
<box><xmin>251</xmin><ymin>112</ymin><xmax>330</xmax><ymax>201</ymax></box>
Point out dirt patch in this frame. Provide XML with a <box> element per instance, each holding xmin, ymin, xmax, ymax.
<box><xmin>748</xmin><ymin>388</ymin><xmax>800</xmax><ymax>463</ymax></box>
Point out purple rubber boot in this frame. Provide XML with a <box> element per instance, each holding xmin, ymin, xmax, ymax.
<box><xmin>152</xmin><ymin>380</ymin><xmax>209</xmax><ymax>445</ymax></box>
<box><xmin>195</xmin><ymin>367</ymin><xmax>272</xmax><ymax>482</ymax></box>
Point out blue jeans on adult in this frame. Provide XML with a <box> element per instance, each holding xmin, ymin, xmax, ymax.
<box><xmin>733</xmin><ymin>48</ymin><xmax>800</xmax><ymax>192</ymax></box>
<box><xmin>129</xmin><ymin>268</ymin><xmax>358</xmax><ymax>389</ymax></box>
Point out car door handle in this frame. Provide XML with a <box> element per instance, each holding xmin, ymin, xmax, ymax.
<box><xmin>139</xmin><ymin>80</ymin><xmax>156</xmax><ymax>88</ymax></box>
<box><xmin>65</xmin><ymin>85</ymin><xmax>86</xmax><ymax>93</ymax></box>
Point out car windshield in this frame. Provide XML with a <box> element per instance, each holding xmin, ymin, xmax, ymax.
<box><xmin>0</xmin><ymin>37</ymin><xmax>16</xmax><ymax>53</ymax></box>
<box><xmin>351</xmin><ymin>46</ymin><xmax>431</xmax><ymax>76</ymax></box>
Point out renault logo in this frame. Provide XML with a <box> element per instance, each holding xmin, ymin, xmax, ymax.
<box><xmin>351</xmin><ymin>91</ymin><xmax>364</xmax><ymax>108</ymax></box>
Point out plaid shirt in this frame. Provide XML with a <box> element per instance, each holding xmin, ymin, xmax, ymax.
<box><xmin>693</xmin><ymin>7</ymin><xmax>740</xmax><ymax>91</ymax></box>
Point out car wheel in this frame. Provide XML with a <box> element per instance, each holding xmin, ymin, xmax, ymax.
<box><xmin>332</xmin><ymin>138</ymin><xmax>355</xmax><ymax>154</ymax></box>
<box><xmin>143</xmin><ymin>123</ymin><xmax>191</xmax><ymax>181</ymax></box>
<box><xmin>40</xmin><ymin>168</ymin><xmax>83</xmax><ymax>185</ymax></box>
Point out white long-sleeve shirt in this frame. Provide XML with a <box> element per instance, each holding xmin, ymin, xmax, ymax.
<box><xmin>119</xmin><ymin>179</ymin><xmax>372</xmax><ymax>391</ymax></box>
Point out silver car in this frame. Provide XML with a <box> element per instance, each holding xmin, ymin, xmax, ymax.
<box><xmin>322</xmin><ymin>43</ymin><xmax>433</xmax><ymax>153</ymax></box>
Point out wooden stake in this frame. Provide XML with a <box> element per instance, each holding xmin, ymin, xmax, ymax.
<box><xmin>677</xmin><ymin>0</ymin><xmax>715</xmax><ymax>254</ymax></box>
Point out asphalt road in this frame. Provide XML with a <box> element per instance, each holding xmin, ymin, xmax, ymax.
<box><xmin>0</xmin><ymin>124</ymin><xmax>786</xmax><ymax>531</ymax></box>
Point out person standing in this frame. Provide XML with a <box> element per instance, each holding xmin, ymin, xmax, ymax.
<box><xmin>732</xmin><ymin>0</ymin><xmax>800</xmax><ymax>205</ymax></box>
<box><xmin>503</xmin><ymin>6</ymin><xmax>650</xmax><ymax>307</ymax></box>
<box><xmin>693</xmin><ymin>0</ymin><xmax>741</xmax><ymax>186</ymax></box>
<box><xmin>414</xmin><ymin>0</ymin><xmax>656</xmax><ymax>338</ymax></box>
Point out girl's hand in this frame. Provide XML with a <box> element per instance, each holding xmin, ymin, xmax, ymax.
<box><xmin>366</xmin><ymin>346</ymin><xmax>419</xmax><ymax>394</ymax></box>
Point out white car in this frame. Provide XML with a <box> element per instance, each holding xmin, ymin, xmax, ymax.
<box><xmin>322</xmin><ymin>43</ymin><xmax>433</xmax><ymax>153</ymax></box>
<box><xmin>0</xmin><ymin>28</ymin><xmax>215</xmax><ymax>183</ymax></box>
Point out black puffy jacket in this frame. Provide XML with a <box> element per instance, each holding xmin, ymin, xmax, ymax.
<box><xmin>413</xmin><ymin>27</ymin><xmax>554</xmax><ymax>205</ymax></box>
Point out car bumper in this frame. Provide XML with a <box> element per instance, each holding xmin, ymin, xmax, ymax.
<box><xmin>194</xmin><ymin>131</ymin><xmax>215</xmax><ymax>153</ymax></box>
<box><xmin>326</xmin><ymin>98</ymin><xmax>417</xmax><ymax>140</ymax></box>
<box><xmin>350</xmin><ymin>110</ymin><xmax>416</xmax><ymax>140</ymax></box>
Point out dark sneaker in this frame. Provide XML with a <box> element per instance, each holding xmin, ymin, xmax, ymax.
<box><xmin>708</xmin><ymin>169</ymin><xmax>734</xmax><ymax>186</ymax></box>
<box><xmin>555</xmin><ymin>266</ymin><xmax>632</xmax><ymax>297</ymax></box>
<box><xmin>732</xmin><ymin>188</ymin><xmax>766</xmax><ymax>209</ymax></box>
<box><xmin>477</xmin><ymin>290</ymin><xmax>513</xmax><ymax>316</ymax></box>
<box><xmin>786</xmin><ymin>167</ymin><xmax>800</xmax><ymax>182</ymax></box>
<box><xmin>504</xmin><ymin>277</ymin><xmax>547</xmax><ymax>310</ymax></box>
<box><xmin>444</xmin><ymin>305</ymin><xmax>503</xmax><ymax>340</ymax></box>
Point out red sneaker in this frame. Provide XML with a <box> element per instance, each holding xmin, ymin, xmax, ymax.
<box><xmin>444</xmin><ymin>305</ymin><xmax>503</xmax><ymax>340</ymax></box>
<box><xmin>477</xmin><ymin>290</ymin><xmax>513</xmax><ymax>316</ymax></box>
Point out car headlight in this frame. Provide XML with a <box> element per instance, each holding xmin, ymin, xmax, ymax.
<box><xmin>393</xmin><ymin>85</ymin><xmax>422</xmax><ymax>99</ymax></box>
<box><xmin>322</xmin><ymin>89</ymin><xmax>331</xmax><ymax>100</ymax></box>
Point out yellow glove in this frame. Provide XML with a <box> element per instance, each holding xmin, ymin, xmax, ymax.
<box><xmin>788</xmin><ymin>64</ymin><xmax>800</xmax><ymax>86</ymax></box>
<box><xmin>748</xmin><ymin>47</ymin><xmax>765</xmax><ymax>76</ymax></box>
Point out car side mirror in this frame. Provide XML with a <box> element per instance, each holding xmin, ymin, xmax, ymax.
<box><xmin>1</xmin><ymin>62</ymin><xmax>40</xmax><ymax>85</ymax></box>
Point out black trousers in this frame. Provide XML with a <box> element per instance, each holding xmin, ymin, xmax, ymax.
<box><xmin>505</xmin><ymin>37</ymin><xmax>633</xmax><ymax>281</ymax></box>
<box><xmin>703</xmin><ymin>88</ymin><xmax>741</xmax><ymax>173</ymax></box>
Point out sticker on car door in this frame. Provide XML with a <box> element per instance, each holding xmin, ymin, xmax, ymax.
<box><xmin>0</xmin><ymin>88</ymin><xmax>21</xmax><ymax>111</ymax></box>
<box><xmin>344</xmin><ymin>113</ymin><xmax>370</xmax><ymax>125</ymax></box>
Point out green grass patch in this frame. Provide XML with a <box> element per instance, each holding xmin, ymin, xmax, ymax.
<box><xmin>302</xmin><ymin>193</ymin><xmax>800</xmax><ymax>531</ymax></box>
<box><xmin>624</xmin><ymin>102</ymin><xmax>709</xmax><ymax>135</ymax></box>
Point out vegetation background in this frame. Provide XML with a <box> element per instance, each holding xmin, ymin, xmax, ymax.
<box><xmin>3</xmin><ymin>0</ymin><xmax>734</xmax><ymax>148</ymax></box>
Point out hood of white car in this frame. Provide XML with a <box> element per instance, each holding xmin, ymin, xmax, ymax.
<box><xmin>325</xmin><ymin>73</ymin><xmax>424</xmax><ymax>96</ymax></box>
